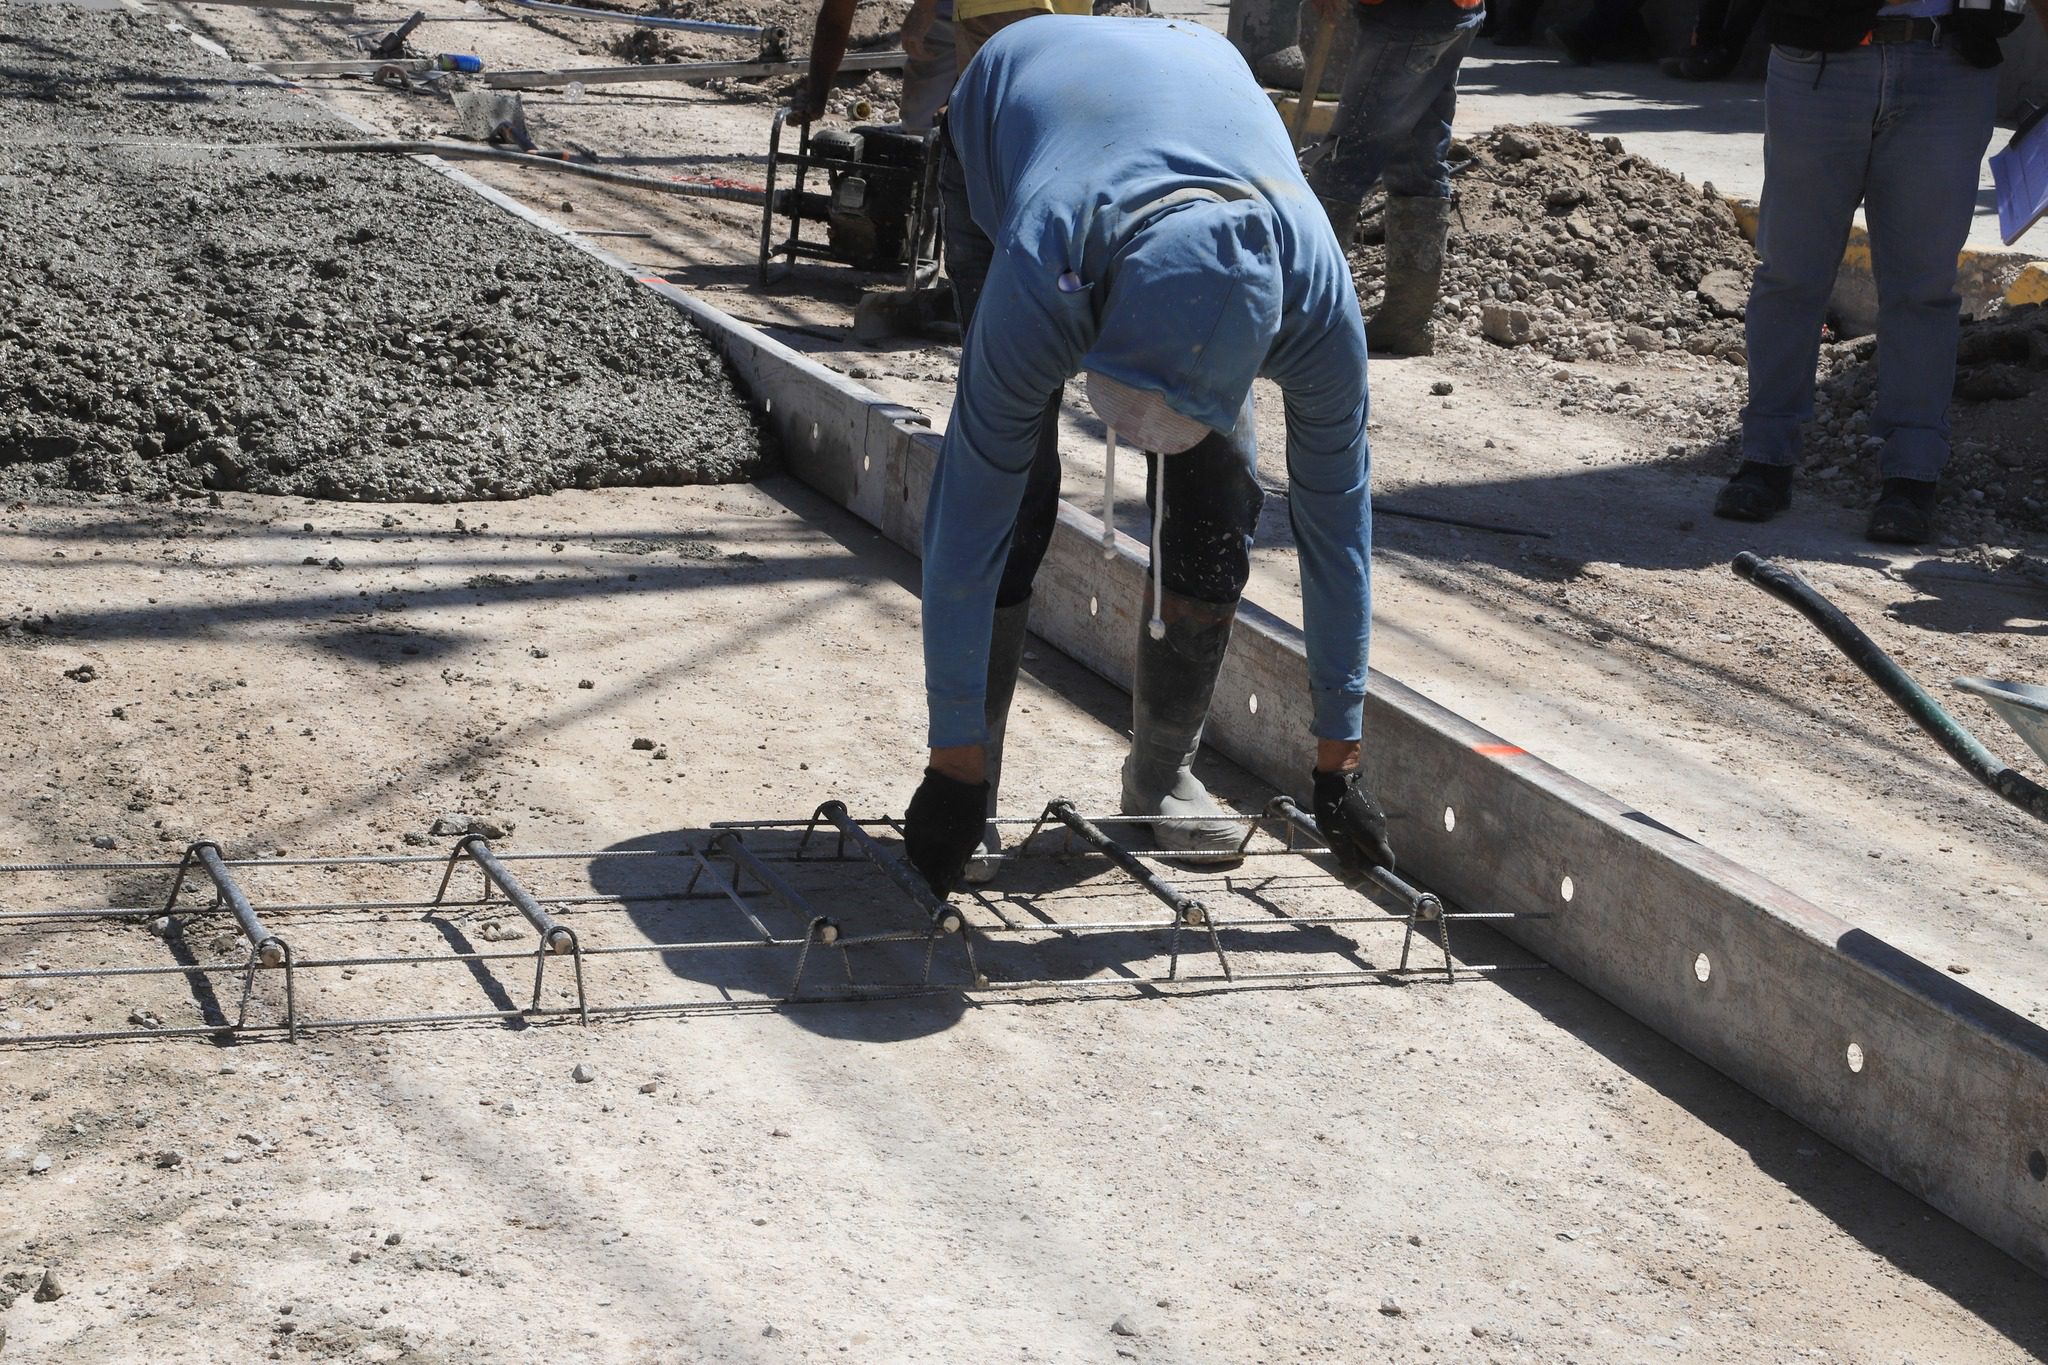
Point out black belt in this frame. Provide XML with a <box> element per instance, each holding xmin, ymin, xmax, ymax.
<box><xmin>1866</xmin><ymin>15</ymin><xmax>1938</xmax><ymax>42</ymax></box>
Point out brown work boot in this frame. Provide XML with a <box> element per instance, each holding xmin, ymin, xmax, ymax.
<box><xmin>1367</xmin><ymin>196</ymin><xmax>1451</xmax><ymax>357</ymax></box>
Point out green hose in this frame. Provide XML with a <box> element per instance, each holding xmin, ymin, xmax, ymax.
<box><xmin>1732</xmin><ymin>552</ymin><xmax>2048</xmax><ymax>825</ymax></box>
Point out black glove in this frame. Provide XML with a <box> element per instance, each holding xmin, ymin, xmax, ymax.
<box><xmin>1312</xmin><ymin>768</ymin><xmax>1396</xmax><ymax>874</ymax></box>
<box><xmin>903</xmin><ymin>767</ymin><xmax>989</xmax><ymax>897</ymax></box>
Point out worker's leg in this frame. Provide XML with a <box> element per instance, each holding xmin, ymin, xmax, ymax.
<box><xmin>1308</xmin><ymin>6</ymin><xmax>1477</xmax><ymax>243</ymax></box>
<box><xmin>898</xmin><ymin>0</ymin><xmax>956</xmax><ymax>131</ymax></box>
<box><xmin>959</xmin><ymin>397</ymin><xmax>1061</xmax><ymax>881</ymax></box>
<box><xmin>1370</xmin><ymin>36</ymin><xmax>1471</xmax><ymax>354</ymax></box>
<box><xmin>1121</xmin><ymin>399</ymin><xmax>1264</xmax><ymax>859</ymax></box>
<box><xmin>1725</xmin><ymin>43</ymin><xmax>1876</xmax><ymax>521</ymax></box>
<box><xmin>1552</xmin><ymin>0</ymin><xmax>1651</xmax><ymax>62</ymax></box>
<box><xmin>1487</xmin><ymin>0</ymin><xmax>1546</xmax><ymax>46</ymax></box>
<box><xmin>1860</xmin><ymin>39</ymin><xmax>1995</xmax><ymax>486</ymax></box>
<box><xmin>1718</xmin><ymin>0</ymin><xmax>1765</xmax><ymax>56</ymax></box>
<box><xmin>939</xmin><ymin>122</ymin><xmax>994</xmax><ymax>329</ymax></box>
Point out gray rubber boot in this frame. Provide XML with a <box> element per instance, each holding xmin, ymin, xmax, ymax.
<box><xmin>963</xmin><ymin>600</ymin><xmax>1031</xmax><ymax>885</ymax></box>
<box><xmin>1119</xmin><ymin>588</ymin><xmax>1244</xmax><ymax>862</ymax></box>
<box><xmin>1318</xmin><ymin>195</ymin><xmax>1362</xmax><ymax>253</ymax></box>
<box><xmin>1368</xmin><ymin>195</ymin><xmax>1451</xmax><ymax>357</ymax></box>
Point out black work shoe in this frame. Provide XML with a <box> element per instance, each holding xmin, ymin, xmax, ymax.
<box><xmin>1661</xmin><ymin>45</ymin><xmax>1738</xmax><ymax>80</ymax></box>
<box><xmin>1712</xmin><ymin>461</ymin><xmax>1793</xmax><ymax>522</ymax></box>
<box><xmin>1866</xmin><ymin>478</ymin><xmax>1938</xmax><ymax>544</ymax></box>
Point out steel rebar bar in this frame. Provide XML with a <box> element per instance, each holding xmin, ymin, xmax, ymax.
<box><xmin>499</xmin><ymin>0</ymin><xmax>774</xmax><ymax>39</ymax></box>
<box><xmin>451</xmin><ymin>837</ymin><xmax>575</xmax><ymax>955</ymax></box>
<box><xmin>190</xmin><ymin>842</ymin><xmax>289</xmax><ymax>966</ymax></box>
<box><xmin>1266</xmin><ymin>797</ymin><xmax>1444</xmax><ymax>922</ymax></box>
<box><xmin>485</xmin><ymin>49</ymin><xmax>905</xmax><ymax>90</ymax></box>
<box><xmin>811</xmin><ymin>801</ymin><xmax>962</xmax><ymax>934</ymax></box>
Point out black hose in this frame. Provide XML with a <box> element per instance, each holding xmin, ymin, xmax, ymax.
<box><xmin>1732</xmin><ymin>552</ymin><xmax>2048</xmax><ymax>824</ymax></box>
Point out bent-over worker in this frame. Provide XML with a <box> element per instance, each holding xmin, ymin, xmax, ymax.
<box><xmin>900</xmin><ymin>17</ymin><xmax>1396</xmax><ymax>895</ymax></box>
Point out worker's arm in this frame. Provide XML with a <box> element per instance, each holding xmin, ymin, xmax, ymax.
<box><xmin>1271</xmin><ymin>311</ymin><xmax>1373</xmax><ymax>750</ymax></box>
<box><xmin>793</xmin><ymin>0</ymin><xmax>859</xmax><ymax>124</ymax></box>
<box><xmin>905</xmin><ymin>247</ymin><xmax>1084</xmax><ymax>892</ymax></box>
<box><xmin>921</xmin><ymin>248</ymin><xmax>1086</xmax><ymax>754</ymax></box>
<box><xmin>1271</xmin><ymin>306</ymin><xmax>1395</xmax><ymax>870</ymax></box>
<box><xmin>2036</xmin><ymin>0</ymin><xmax>2048</xmax><ymax>38</ymax></box>
<box><xmin>901</xmin><ymin>0</ymin><xmax>941</xmax><ymax>59</ymax></box>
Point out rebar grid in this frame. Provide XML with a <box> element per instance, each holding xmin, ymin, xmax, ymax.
<box><xmin>0</xmin><ymin>799</ymin><xmax>1546</xmax><ymax>1045</ymax></box>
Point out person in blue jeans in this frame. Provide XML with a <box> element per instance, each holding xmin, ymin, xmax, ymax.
<box><xmin>1307</xmin><ymin>0</ymin><xmax>1485</xmax><ymax>355</ymax></box>
<box><xmin>1714</xmin><ymin>0</ymin><xmax>2033</xmax><ymax>543</ymax></box>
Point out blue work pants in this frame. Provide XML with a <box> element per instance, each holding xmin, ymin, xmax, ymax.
<box><xmin>1311</xmin><ymin>0</ymin><xmax>1483</xmax><ymax>206</ymax></box>
<box><xmin>1741</xmin><ymin>38</ymin><xmax>1996</xmax><ymax>480</ymax></box>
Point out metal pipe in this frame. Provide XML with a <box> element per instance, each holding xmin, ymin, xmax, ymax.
<box><xmin>262</xmin><ymin>58</ymin><xmax>434</xmax><ymax>75</ymax></box>
<box><xmin>1733</xmin><ymin>552</ymin><xmax>2048</xmax><ymax>824</ymax></box>
<box><xmin>456</xmin><ymin>836</ymin><xmax>576</xmax><ymax>954</ymax></box>
<box><xmin>812</xmin><ymin>801</ymin><xmax>961</xmax><ymax>934</ymax></box>
<box><xmin>193</xmin><ymin>0</ymin><xmax>356</xmax><ymax>11</ymax></box>
<box><xmin>484</xmin><ymin>48</ymin><xmax>904</xmax><ymax>90</ymax></box>
<box><xmin>1044</xmin><ymin>800</ymin><xmax>1209</xmax><ymax>927</ymax></box>
<box><xmin>190</xmin><ymin>842</ymin><xmax>288</xmax><ymax>966</ymax></box>
<box><xmin>499</xmin><ymin>0</ymin><xmax>775</xmax><ymax>39</ymax></box>
<box><xmin>710</xmin><ymin>831</ymin><xmax>837</xmax><ymax>943</ymax></box>
<box><xmin>292</xmin><ymin>141</ymin><xmax>770</xmax><ymax>204</ymax></box>
<box><xmin>1265</xmin><ymin>797</ymin><xmax>1444</xmax><ymax>921</ymax></box>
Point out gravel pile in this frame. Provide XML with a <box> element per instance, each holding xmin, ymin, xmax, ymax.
<box><xmin>0</xmin><ymin>5</ymin><xmax>765</xmax><ymax>502</ymax></box>
<box><xmin>1346</xmin><ymin>123</ymin><xmax>1757</xmax><ymax>365</ymax></box>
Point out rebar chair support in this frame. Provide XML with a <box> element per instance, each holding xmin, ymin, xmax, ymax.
<box><xmin>433</xmin><ymin>835</ymin><xmax>589</xmax><ymax>1023</ymax></box>
<box><xmin>186</xmin><ymin>839</ymin><xmax>299</xmax><ymax>1040</ymax></box>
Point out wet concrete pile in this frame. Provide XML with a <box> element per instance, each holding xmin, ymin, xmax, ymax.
<box><xmin>0</xmin><ymin>5</ymin><xmax>765</xmax><ymax>502</ymax></box>
<box><xmin>1347</xmin><ymin>123</ymin><xmax>1758</xmax><ymax>365</ymax></box>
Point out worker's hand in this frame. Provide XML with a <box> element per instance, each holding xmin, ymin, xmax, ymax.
<box><xmin>788</xmin><ymin>84</ymin><xmax>828</xmax><ymax>126</ymax></box>
<box><xmin>904</xmin><ymin>766</ymin><xmax>990</xmax><ymax>896</ymax></box>
<box><xmin>1312</xmin><ymin>767</ymin><xmax>1395</xmax><ymax>874</ymax></box>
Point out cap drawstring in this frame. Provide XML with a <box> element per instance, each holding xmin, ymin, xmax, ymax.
<box><xmin>1099</xmin><ymin>424</ymin><xmax>1168</xmax><ymax>639</ymax></box>
<box><xmin>1101</xmin><ymin>426</ymin><xmax>1119</xmax><ymax>559</ymax></box>
<box><xmin>1149</xmin><ymin>469</ymin><xmax>1167</xmax><ymax>640</ymax></box>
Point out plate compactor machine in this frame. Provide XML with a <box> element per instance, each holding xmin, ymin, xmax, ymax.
<box><xmin>757</xmin><ymin>108</ymin><xmax>953</xmax><ymax>341</ymax></box>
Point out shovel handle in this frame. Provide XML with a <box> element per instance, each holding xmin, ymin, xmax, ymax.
<box><xmin>1290</xmin><ymin>8</ymin><xmax>1340</xmax><ymax>149</ymax></box>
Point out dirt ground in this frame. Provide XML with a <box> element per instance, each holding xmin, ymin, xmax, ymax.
<box><xmin>4</xmin><ymin>0</ymin><xmax>2048</xmax><ymax>1360</ymax></box>
<box><xmin>7</xmin><ymin>487</ymin><xmax>2048</xmax><ymax>1365</ymax></box>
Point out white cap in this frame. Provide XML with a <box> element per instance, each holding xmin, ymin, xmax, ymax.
<box><xmin>1084</xmin><ymin>371</ymin><xmax>1210</xmax><ymax>454</ymax></box>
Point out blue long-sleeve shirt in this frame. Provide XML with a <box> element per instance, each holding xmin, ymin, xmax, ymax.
<box><xmin>922</xmin><ymin>16</ymin><xmax>1373</xmax><ymax>748</ymax></box>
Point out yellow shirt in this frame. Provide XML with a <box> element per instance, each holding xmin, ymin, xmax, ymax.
<box><xmin>954</xmin><ymin>0</ymin><xmax>1091</xmax><ymax>26</ymax></box>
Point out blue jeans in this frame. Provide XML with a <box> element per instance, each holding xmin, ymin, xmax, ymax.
<box><xmin>1310</xmin><ymin>0</ymin><xmax>1483</xmax><ymax>205</ymax></box>
<box><xmin>1742</xmin><ymin>38</ymin><xmax>1996</xmax><ymax>481</ymax></box>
